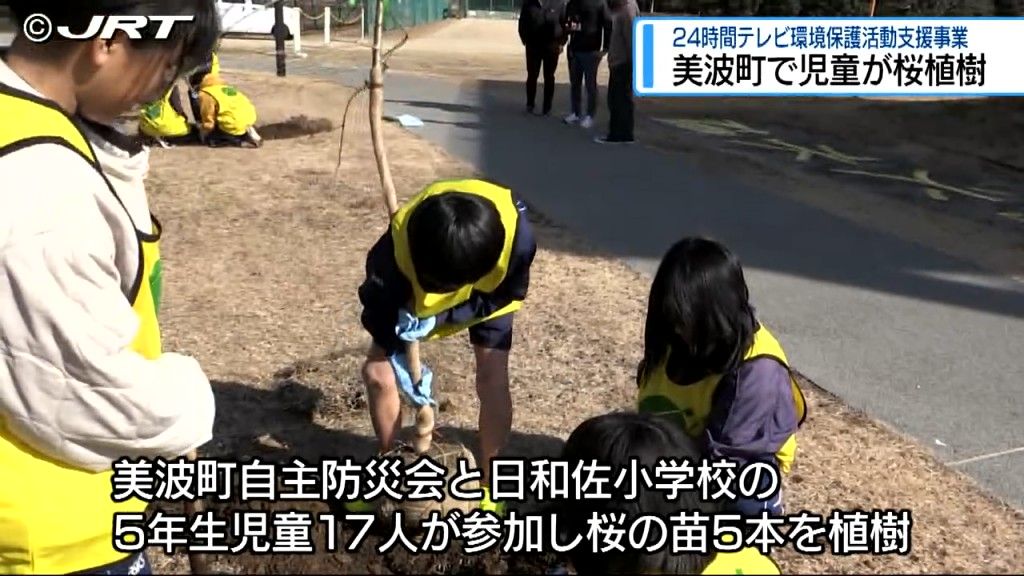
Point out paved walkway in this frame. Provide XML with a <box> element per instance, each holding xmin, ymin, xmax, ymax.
<box><xmin>220</xmin><ymin>52</ymin><xmax>1024</xmax><ymax>511</ymax></box>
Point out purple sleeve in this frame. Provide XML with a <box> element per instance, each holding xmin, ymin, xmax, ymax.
<box><xmin>703</xmin><ymin>358</ymin><xmax>799</xmax><ymax>466</ymax></box>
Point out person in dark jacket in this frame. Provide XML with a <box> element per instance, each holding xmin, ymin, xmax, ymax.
<box><xmin>518</xmin><ymin>0</ymin><xmax>569</xmax><ymax>115</ymax></box>
<box><xmin>595</xmin><ymin>0</ymin><xmax>638</xmax><ymax>143</ymax></box>
<box><xmin>562</xmin><ymin>0</ymin><xmax>611</xmax><ymax>129</ymax></box>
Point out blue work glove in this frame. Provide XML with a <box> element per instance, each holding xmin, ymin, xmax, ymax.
<box><xmin>396</xmin><ymin>308</ymin><xmax>436</xmax><ymax>342</ymax></box>
<box><xmin>388</xmin><ymin>352</ymin><xmax>437</xmax><ymax>408</ymax></box>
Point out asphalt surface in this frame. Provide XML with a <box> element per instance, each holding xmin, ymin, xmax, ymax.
<box><xmin>222</xmin><ymin>51</ymin><xmax>1024</xmax><ymax>512</ymax></box>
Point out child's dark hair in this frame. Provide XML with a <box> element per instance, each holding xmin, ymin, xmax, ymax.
<box><xmin>637</xmin><ymin>237</ymin><xmax>756</xmax><ymax>387</ymax></box>
<box><xmin>406</xmin><ymin>191</ymin><xmax>505</xmax><ymax>294</ymax></box>
<box><xmin>554</xmin><ymin>411</ymin><xmax>720</xmax><ymax>575</ymax></box>
<box><xmin>8</xmin><ymin>0</ymin><xmax>220</xmax><ymax>78</ymax></box>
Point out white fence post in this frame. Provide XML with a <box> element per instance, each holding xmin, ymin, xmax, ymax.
<box><xmin>324</xmin><ymin>6</ymin><xmax>331</xmax><ymax>45</ymax></box>
<box><xmin>289</xmin><ymin>8</ymin><xmax>303</xmax><ymax>55</ymax></box>
<box><xmin>360</xmin><ymin>4</ymin><xmax>366</xmax><ymax>43</ymax></box>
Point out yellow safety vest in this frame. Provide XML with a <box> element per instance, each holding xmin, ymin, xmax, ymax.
<box><xmin>200</xmin><ymin>82</ymin><xmax>257</xmax><ymax>136</ymax></box>
<box><xmin>391</xmin><ymin>178</ymin><xmax>524</xmax><ymax>341</ymax></box>
<box><xmin>637</xmin><ymin>324</ymin><xmax>807</xmax><ymax>474</ymax></box>
<box><xmin>613</xmin><ymin>533</ymin><xmax>782</xmax><ymax>575</ymax></box>
<box><xmin>701</xmin><ymin>546</ymin><xmax>782</xmax><ymax>574</ymax></box>
<box><xmin>138</xmin><ymin>85</ymin><xmax>191</xmax><ymax>138</ymax></box>
<box><xmin>0</xmin><ymin>84</ymin><xmax>164</xmax><ymax>574</ymax></box>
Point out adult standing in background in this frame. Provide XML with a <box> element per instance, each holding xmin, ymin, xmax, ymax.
<box><xmin>519</xmin><ymin>0</ymin><xmax>569</xmax><ymax>116</ymax></box>
<box><xmin>562</xmin><ymin>0</ymin><xmax>611</xmax><ymax>129</ymax></box>
<box><xmin>596</xmin><ymin>0</ymin><xmax>637</xmax><ymax>143</ymax></box>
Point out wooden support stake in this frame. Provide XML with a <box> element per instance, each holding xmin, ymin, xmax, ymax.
<box><xmin>367</xmin><ymin>0</ymin><xmax>434</xmax><ymax>455</ymax></box>
<box><xmin>182</xmin><ymin>449</ymin><xmax>210</xmax><ymax>574</ymax></box>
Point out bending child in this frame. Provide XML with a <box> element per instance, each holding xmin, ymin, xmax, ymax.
<box><xmin>138</xmin><ymin>79</ymin><xmax>201</xmax><ymax>147</ymax></box>
<box><xmin>0</xmin><ymin>1</ymin><xmax>219</xmax><ymax>574</ymax></box>
<box><xmin>636</xmin><ymin>237</ymin><xmax>806</xmax><ymax>517</ymax></box>
<box><xmin>552</xmin><ymin>411</ymin><xmax>782</xmax><ymax>574</ymax></box>
<box><xmin>192</xmin><ymin>53</ymin><xmax>262</xmax><ymax>148</ymax></box>
<box><xmin>355</xmin><ymin>178</ymin><xmax>537</xmax><ymax>513</ymax></box>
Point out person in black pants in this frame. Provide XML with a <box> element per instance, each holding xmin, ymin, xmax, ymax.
<box><xmin>519</xmin><ymin>0</ymin><xmax>569</xmax><ymax>116</ymax></box>
<box><xmin>596</xmin><ymin>0</ymin><xmax>637</xmax><ymax>144</ymax></box>
<box><xmin>562</xmin><ymin>0</ymin><xmax>611</xmax><ymax>129</ymax></box>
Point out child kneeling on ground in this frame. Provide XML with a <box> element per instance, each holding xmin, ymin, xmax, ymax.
<box><xmin>550</xmin><ymin>411</ymin><xmax>782</xmax><ymax>575</ymax></box>
<box><xmin>138</xmin><ymin>80</ymin><xmax>201</xmax><ymax>147</ymax></box>
<box><xmin>636</xmin><ymin>237</ymin><xmax>807</xmax><ymax>517</ymax></box>
<box><xmin>353</xmin><ymin>178</ymin><xmax>537</xmax><ymax>514</ymax></box>
<box><xmin>192</xmin><ymin>53</ymin><xmax>262</xmax><ymax>148</ymax></box>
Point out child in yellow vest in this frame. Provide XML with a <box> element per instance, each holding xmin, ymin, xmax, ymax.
<box><xmin>138</xmin><ymin>80</ymin><xmax>201</xmax><ymax>147</ymax></box>
<box><xmin>549</xmin><ymin>411</ymin><xmax>783</xmax><ymax>575</ymax></box>
<box><xmin>636</xmin><ymin>237</ymin><xmax>807</xmax><ymax>518</ymax></box>
<box><xmin>0</xmin><ymin>2</ymin><xmax>220</xmax><ymax>574</ymax></box>
<box><xmin>193</xmin><ymin>53</ymin><xmax>262</xmax><ymax>148</ymax></box>
<box><xmin>354</xmin><ymin>179</ymin><xmax>538</xmax><ymax>514</ymax></box>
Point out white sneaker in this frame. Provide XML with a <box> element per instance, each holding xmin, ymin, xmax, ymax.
<box><xmin>246</xmin><ymin>125</ymin><xmax>263</xmax><ymax>147</ymax></box>
<box><xmin>580</xmin><ymin>115</ymin><xmax>594</xmax><ymax>129</ymax></box>
<box><xmin>563</xmin><ymin>113</ymin><xmax>579</xmax><ymax>125</ymax></box>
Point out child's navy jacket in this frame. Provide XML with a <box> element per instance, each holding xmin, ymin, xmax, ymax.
<box><xmin>358</xmin><ymin>180</ymin><xmax>537</xmax><ymax>356</ymax></box>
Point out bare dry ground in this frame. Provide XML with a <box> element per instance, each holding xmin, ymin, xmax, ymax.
<box><xmin>138</xmin><ymin>70</ymin><xmax>1024</xmax><ymax>574</ymax></box>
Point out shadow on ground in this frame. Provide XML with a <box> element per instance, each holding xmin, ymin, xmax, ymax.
<box><xmin>206</xmin><ymin>377</ymin><xmax>566</xmax><ymax>465</ymax></box>
<box><xmin>388</xmin><ymin>79</ymin><xmax>1024</xmax><ymax>322</ymax></box>
<box><xmin>379</xmin><ymin>73</ymin><xmax>1024</xmax><ymax>511</ymax></box>
<box><xmin>151</xmin><ymin>371</ymin><xmax>568</xmax><ymax>574</ymax></box>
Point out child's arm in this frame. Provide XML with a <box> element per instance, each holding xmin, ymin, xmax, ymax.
<box><xmin>703</xmin><ymin>358</ymin><xmax>799</xmax><ymax>466</ymax></box>
<box><xmin>358</xmin><ymin>230</ymin><xmax>415</xmax><ymax>356</ymax></box>
<box><xmin>0</xmin><ymin>146</ymin><xmax>215</xmax><ymax>473</ymax></box>
<box><xmin>198</xmin><ymin>90</ymin><xmax>217</xmax><ymax>137</ymax></box>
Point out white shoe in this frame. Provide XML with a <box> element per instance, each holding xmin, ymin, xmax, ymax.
<box><xmin>580</xmin><ymin>115</ymin><xmax>594</xmax><ymax>129</ymax></box>
<box><xmin>563</xmin><ymin>113</ymin><xmax>579</xmax><ymax>125</ymax></box>
<box><xmin>246</xmin><ymin>126</ymin><xmax>263</xmax><ymax>147</ymax></box>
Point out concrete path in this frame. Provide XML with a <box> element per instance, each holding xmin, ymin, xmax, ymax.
<box><xmin>220</xmin><ymin>52</ymin><xmax>1024</xmax><ymax>511</ymax></box>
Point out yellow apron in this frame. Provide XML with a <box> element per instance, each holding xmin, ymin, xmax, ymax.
<box><xmin>139</xmin><ymin>86</ymin><xmax>191</xmax><ymax>139</ymax></box>
<box><xmin>640</xmin><ymin>527</ymin><xmax>781</xmax><ymax>574</ymax></box>
<box><xmin>701</xmin><ymin>547</ymin><xmax>782</xmax><ymax>574</ymax></box>
<box><xmin>391</xmin><ymin>179</ymin><xmax>524</xmax><ymax>340</ymax></box>
<box><xmin>0</xmin><ymin>84</ymin><xmax>164</xmax><ymax>574</ymax></box>
<box><xmin>637</xmin><ymin>324</ymin><xmax>807</xmax><ymax>474</ymax></box>
<box><xmin>200</xmin><ymin>83</ymin><xmax>257</xmax><ymax>136</ymax></box>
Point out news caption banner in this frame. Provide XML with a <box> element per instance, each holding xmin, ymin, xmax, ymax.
<box><xmin>632</xmin><ymin>17</ymin><xmax>1024</xmax><ymax>96</ymax></box>
<box><xmin>108</xmin><ymin>455</ymin><xmax>912</xmax><ymax>557</ymax></box>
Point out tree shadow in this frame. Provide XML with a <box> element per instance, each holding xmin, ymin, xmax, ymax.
<box><xmin>204</xmin><ymin>375</ymin><xmax>566</xmax><ymax>476</ymax></box>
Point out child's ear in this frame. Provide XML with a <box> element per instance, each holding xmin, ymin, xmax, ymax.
<box><xmin>83</xmin><ymin>37</ymin><xmax>112</xmax><ymax>68</ymax></box>
<box><xmin>88</xmin><ymin>34</ymin><xmax>130</xmax><ymax>68</ymax></box>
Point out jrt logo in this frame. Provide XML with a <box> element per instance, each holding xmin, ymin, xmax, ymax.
<box><xmin>22</xmin><ymin>13</ymin><xmax>195</xmax><ymax>44</ymax></box>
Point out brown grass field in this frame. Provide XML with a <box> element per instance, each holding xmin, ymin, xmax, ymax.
<box><xmin>135</xmin><ymin>61</ymin><xmax>1024</xmax><ymax>574</ymax></box>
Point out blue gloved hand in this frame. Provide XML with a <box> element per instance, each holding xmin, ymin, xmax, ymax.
<box><xmin>388</xmin><ymin>352</ymin><xmax>437</xmax><ymax>408</ymax></box>
<box><xmin>396</xmin><ymin>308</ymin><xmax>436</xmax><ymax>342</ymax></box>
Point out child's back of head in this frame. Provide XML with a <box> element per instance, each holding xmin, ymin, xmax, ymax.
<box><xmin>555</xmin><ymin>411</ymin><xmax>722</xmax><ymax>575</ymax></box>
<box><xmin>406</xmin><ymin>191</ymin><xmax>505</xmax><ymax>293</ymax></box>
<box><xmin>638</xmin><ymin>236</ymin><xmax>757</xmax><ymax>387</ymax></box>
